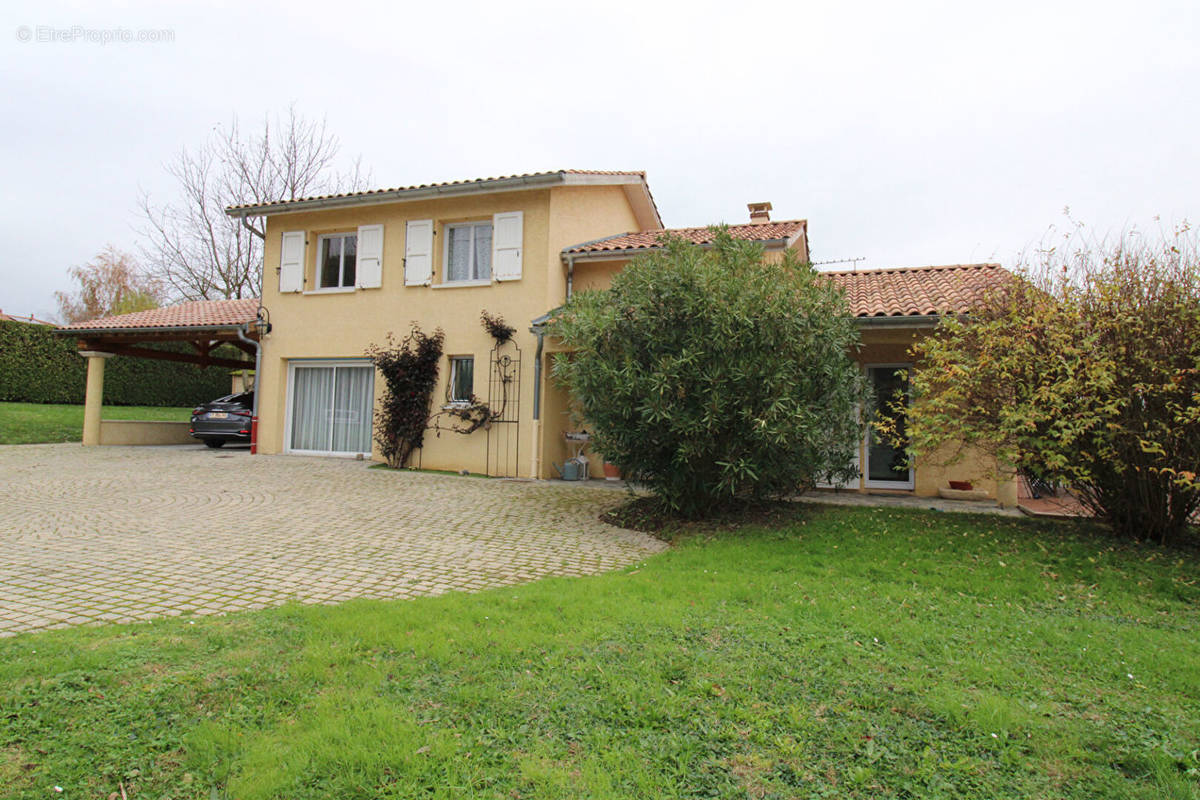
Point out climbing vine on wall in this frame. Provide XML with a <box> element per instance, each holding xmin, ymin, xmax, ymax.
<box><xmin>366</xmin><ymin>324</ymin><xmax>444</xmax><ymax>468</ymax></box>
<box><xmin>429</xmin><ymin>310</ymin><xmax>516</xmax><ymax>437</ymax></box>
<box><xmin>480</xmin><ymin>309</ymin><xmax>515</xmax><ymax>344</ymax></box>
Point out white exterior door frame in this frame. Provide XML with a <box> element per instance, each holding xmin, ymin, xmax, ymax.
<box><xmin>284</xmin><ymin>358</ymin><xmax>375</xmax><ymax>458</ymax></box>
<box><xmin>863</xmin><ymin>362</ymin><xmax>915</xmax><ymax>490</ymax></box>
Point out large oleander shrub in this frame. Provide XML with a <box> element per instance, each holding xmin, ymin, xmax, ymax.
<box><xmin>551</xmin><ymin>230</ymin><xmax>867</xmax><ymax>517</ymax></box>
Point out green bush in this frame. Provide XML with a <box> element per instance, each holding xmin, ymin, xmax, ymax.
<box><xmin>0</xmin><ymin>320</ymin><xmax>239</xmax><ymax>407</ymax></box>
<box><xmin>366</xmin><ymin>325</ymin><xmax>445</xmax><ymax>468</ymax></box>
<box><xmin>550</xmin><ymin>230</ymin><xmax>868</xmax><ymax>517</ymax></box>
<box><xmin>903</xmin><ymin>224</ymin><xmax>1200</xmax><ymax>544</ymax></box>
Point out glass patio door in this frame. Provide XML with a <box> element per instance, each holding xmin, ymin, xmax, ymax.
<box><xmin>288</xmin><ymin>362</ymin><xmax>374</xmax><ymax>455</ymax></box>
<box><xmin>865</xmin><ymin>365</ymin><xmax>914</xmax><ymax>489</ymax></box>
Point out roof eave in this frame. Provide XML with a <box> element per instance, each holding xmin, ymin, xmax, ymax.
<box><xmin>564</xmin><ymin>237</ymin><xmax>792</xmax><ymax>261</ymax></box>
<box><xmin>853</xmin><ymin>313</ymin><xmax>948</xmax><ymax>328</ymax></box>
<box><xmin>224</xmin><ymin>171</ymin><xmax>653</xmax><ymax>218</ymax></box>
<box><xmin>56</xmin><ymin>323</ymin><xmax>254</xmax><ymax>337</ymax></box>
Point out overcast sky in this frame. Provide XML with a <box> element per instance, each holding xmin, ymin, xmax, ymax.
<box><xmin>3</xmin><ymin>0</ymin><xmax>1197</xmax><ymax>321</ymax></box>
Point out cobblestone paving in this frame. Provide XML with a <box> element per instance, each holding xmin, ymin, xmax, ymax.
<box><xmin>0</xmin><ymin>444</ymin><xmax>666</xmax><ymax>636</ymax></box>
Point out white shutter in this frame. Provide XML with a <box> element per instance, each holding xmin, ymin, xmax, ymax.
<box><xmin>405</xmin><ymin>219</ymin><xmax>434</xmax><ymax>286</ymax></box>
<box><xmin>279</xmin><ymin>231</ymin><xmax>305</xmax><ymax>293</ymax></box>
<box><xmin>357</xmin><ymin>224</ymin><xmax>384</xmax><ymax>288</ymax></box>
<box><xmin>492</xmin><ymin>211</ymin><xmax>523</xmax><ymax>281</ymax></box>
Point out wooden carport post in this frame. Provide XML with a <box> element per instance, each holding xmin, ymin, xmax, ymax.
<box><xmin>78</xmin><ymin>350</ymin><xmax>113</xmax><ymax>446</ymax></box>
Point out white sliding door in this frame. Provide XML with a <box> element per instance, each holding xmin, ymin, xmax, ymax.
<box><xmin>287</xmin><ymin>361</ymin><xmax>374</xmax><ymax>456</ymax></box>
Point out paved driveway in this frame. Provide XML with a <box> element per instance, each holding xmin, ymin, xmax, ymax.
<box><xmin>0</xmin><ymin>444</ymin><xmax>666</xmax><ymax>636</ymax></box>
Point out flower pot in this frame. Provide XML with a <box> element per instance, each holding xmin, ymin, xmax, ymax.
<box><xmin>948</xmin><ymin>480</ymin><xmax>974</xmax><ymax>491</ymax></box>
<box><xmin>602</xmin><ymin>462</ymin><xmax>621</xmax><ymax>481</ymax></box>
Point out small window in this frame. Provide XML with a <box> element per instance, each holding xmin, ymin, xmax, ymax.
<box><xmin>318</xmin><ymin>233</ymin><xmax>358</xmax><ymax>288</ymax></box>
<box><xmin>450</xmin><ymin>356</ymin><xmax>474</xmax><ymax>403</ymax></box>
<box><xmin>445</xmin><ymin>222</ymin><xmax>492</xmax><ymax>282</ymax></box>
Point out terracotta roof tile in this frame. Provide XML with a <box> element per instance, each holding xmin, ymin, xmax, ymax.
<box><xmin>226</xmin><ymin>169</ymin><xmax>649</xmax><ymax>212</ymax></box>
<box><xmin>59</xmin><ymin>298</ymin><xmax>260</xmax><ymax>331</ymax></box>
<box><xmin>825</xmin><ymin>263</ymin><xmax>1010</xmax><ymax>317</ymax></box>
<box><xmin>566</xmin><ymin>221</ymin><xmax>806</xmax><ymax>254</ymax></box>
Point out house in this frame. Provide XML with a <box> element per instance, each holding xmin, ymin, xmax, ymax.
<box><xmin>224</xmin><ymin>170</ymin><xmax>663</xmax><ymax>479</ymax></box>
<box><xmin>63</xmin><ymin>169</ymin><xmax>1016</xmax><ymax>505</ymax></box>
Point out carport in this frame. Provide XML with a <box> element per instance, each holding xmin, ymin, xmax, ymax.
<box><xmin>56</xmin><ymin>298</ymin><xmax>268</xmax><ymax>447</ymax></box>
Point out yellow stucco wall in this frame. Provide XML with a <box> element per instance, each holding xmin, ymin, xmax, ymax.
<box><xmin>257</xmin><ymin>184</ymin><xmax>643</xmax><ymax>478</ymax></box>
<box><xmin>548</xmin><ymin>187</ymin><xmax>645</xmax><ymax>310</ymax></box>
<box><xmin>571</xmin><ymin>259</ymin><xmax>627</xmax><ymax>294</ymax></box>
<box><xmin>98</xmin><ymin>420</ymin><xmax>194</xmax><ymax>446</ymax></box>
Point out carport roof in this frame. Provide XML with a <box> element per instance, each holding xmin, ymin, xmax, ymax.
<box><xmin>58</xmin><ymin>298</ymin><xmax>261</xmax><ymax>335</ymax></box>
<box><xmin>57</xmin><ymin>298</ymin><xmax>260</xmax><ymax>371</ymax></box>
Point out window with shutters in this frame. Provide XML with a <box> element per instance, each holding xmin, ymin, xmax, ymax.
<box><xmin>444</xmin><ymin>222</ymin><xmax>492</xmax><ymax>282</ymax></box>
<box><xmin>317</xmin><ymin>233</ymin><xmax>357</xmax><ymax>289</ymax></box>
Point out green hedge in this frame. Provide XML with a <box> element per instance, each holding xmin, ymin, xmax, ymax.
<box><xmin>0</xmin><ymin>320</ymin><xmax>244</xmax><ymax>407</ymax></box>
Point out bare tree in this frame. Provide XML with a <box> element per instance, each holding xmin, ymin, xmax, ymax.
<box><xmin>138</xmin><ymin>106</ymin><xmax>369</xmax><ymax>301</ymax></box>
<box><xmin>55</xmin><ymin>246</ymin><xmax>165</xmax><ymax>324</ymax></box>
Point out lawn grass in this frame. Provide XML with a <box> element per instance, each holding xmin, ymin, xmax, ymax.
<box><xmin>1</xmin><ymin>506</ymin><xmax>1197</xmax><ymax>799</ymax></box>
<box><xmin>0</xmin><ymin>402</ymin><xmax>193</xmax><ymax>445</ymax></box>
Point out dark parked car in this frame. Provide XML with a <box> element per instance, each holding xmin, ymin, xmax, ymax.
<box><xmin>189</xmin><ymin>392</ymin><xmax>254</xmax><ymax>448</ymax></box>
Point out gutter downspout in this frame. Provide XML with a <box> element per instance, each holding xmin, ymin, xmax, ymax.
<box><xmin>564</xmin><ymin>254</ymin><xmax>576</xmax><ymax>300</ymax></box>
<box><xmin>237</xmin><ymin>321</ymin><xmax>262</xmax><ymax>454</ymax></box>
<box><xmin>530</xmin><ymin>326</ymin><xmax>546</xmax><ymax>479</ymax></box>
<box><xmin>239</xmin><ymin>211</ymin><xmax>266</xmax><ymax>241</ymax></box>
<box><xmin>237</xmin><ymin>213</ymin><xmax>267</xmax><ymax>454</ymax></box>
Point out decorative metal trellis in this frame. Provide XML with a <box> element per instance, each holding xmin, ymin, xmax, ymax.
<box><xmin>486</xmin><ymin>338</ymin><xmax>521</xmax><ymax>477</ymax></box>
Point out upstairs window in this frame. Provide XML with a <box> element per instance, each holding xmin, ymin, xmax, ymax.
<box><xmin>318</xmin><ymin>233</ymin><xmax>357</xmax><ymax>288</ymax></box>
<box><xmin>445</xmin><ymin>222</ymin><xmax>492</xmax><ymax>282</ymax></box>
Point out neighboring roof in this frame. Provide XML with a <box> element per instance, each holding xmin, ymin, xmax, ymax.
<box><xmin>826</xmin><ymin>263</ymin><xmax>1008</xmax><ymax>318</ymax></box>
<box><xmin>58</xmin><ymin>298</ymin><xmax>260</xmax><ymax>334</ymax></box>
<box><xmin>225</xmin><ymin>169</ymin><xmax>663</xmax><ymax>229</ymax></box>
<box><xmin>0</xmin><ymin>310</ymin><xmax>55</xmax><ymax>326</ymax></box>
<box><xmin>564</xmin><ymin>221</ymin><xmax>807</xmax><ymax>256</ymax></box>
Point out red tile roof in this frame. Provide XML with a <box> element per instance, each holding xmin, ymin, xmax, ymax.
<box><xmin>226</xmin><ymin>169</ymin><xmax>652</xmax><ymax>213</ymax></box>
<box><xmin>59</xmin><ymin>298</ymin><xmax>260</xmax><ymax>331</ymax></box>
<box><xmin>565</xmin><ymin>221</ymin><xmax>806</xmax><ymax>255</ymax></box>
<box><xmin>826</xmin><ymin>263</ymin><xmax>1010</xmax><ymax>317</ymax></box>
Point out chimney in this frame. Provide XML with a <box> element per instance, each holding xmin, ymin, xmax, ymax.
<box><xmin>748</xmin><ymin>201</ymin><xmax>772</xmax><ymax>224</ymax></box>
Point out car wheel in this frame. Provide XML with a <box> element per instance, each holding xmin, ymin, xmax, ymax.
<box><xmin>204</xmin><ymin>440</ymin><xmax>225</xmax><ymax>449</ymax></box>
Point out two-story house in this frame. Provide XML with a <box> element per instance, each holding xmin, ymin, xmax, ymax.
<box><xmin>226</xmin><ymin>170</ymin><xmax>669</xmax><ymax>480</ymax></box>
<box><xmin>53</xmin><ymin>168</ymin><xmax>1013</xmax><ymax>503</ymax></box>
<box><xmin>223</xmin><ymin>169</ymin><xmax>1013</xmax><ymax>503</ymax></box>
